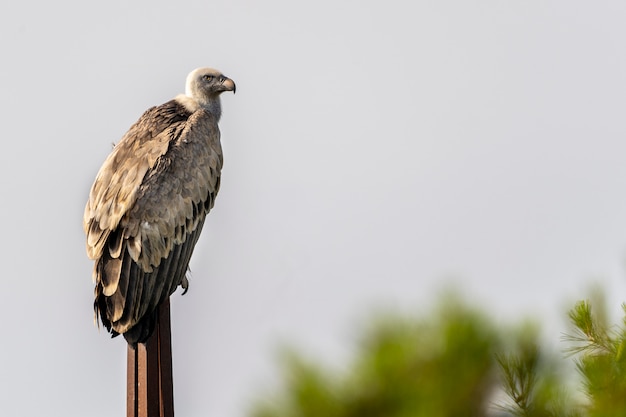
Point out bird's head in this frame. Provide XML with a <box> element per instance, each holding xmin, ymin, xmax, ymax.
<box><xmin>179</xmin><ymin>67</ymin><xmax>235</xmax><ymax>117</ymax></box>
<box><xmin>185</xmin><ymin>67</ymin><xmax>236</xmax><ymax>101</ymax></box>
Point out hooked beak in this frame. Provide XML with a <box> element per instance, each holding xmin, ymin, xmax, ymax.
<box><xmin>220</xmin><ymin>77</ymin><xmax>236</xmax><ymax>94</ymax></box>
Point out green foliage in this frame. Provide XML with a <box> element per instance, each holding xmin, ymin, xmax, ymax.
<box><xmin>252</xmin><ymin>297</ymin><xmax>502</xmax><ymax>417</ymax></box>
<box><xmin>496</xmin><ymin>327</ymin><xmax>581</xmax><ymax>417</ymax></box>
<box><xmin>250</xmin><ymin>292</ymin><xmax>626</xmax><ymax>417</ymax></box>
<box><xmin>564</xmin><ymin>295</ymin><xmax>626</xmax><ymax>416</ymax></box>
<box><xmin>344</xmin><ymin>301</ymin><xmax>498</xmax><ymax>417</ymax></box>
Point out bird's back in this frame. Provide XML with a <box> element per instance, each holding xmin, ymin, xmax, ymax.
<box><xmin>85</xmin><ymin>99</ymin><xmax>223</xmax><ymax>345</ymax></box>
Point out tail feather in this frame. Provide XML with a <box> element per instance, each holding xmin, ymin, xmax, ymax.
<box><xmin>122</xmin><ymin>309</ymin><xmax>158</xmax><ymax>346</ymax></box>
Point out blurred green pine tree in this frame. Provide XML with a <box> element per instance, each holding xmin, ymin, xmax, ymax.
<box><xmin>250</xmin><ymin>291</ymin><xmax>626</xmax><ymax>417</ymax></box>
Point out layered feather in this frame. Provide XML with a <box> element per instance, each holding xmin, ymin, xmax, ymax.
<box><xmin>84</xmin><ymin>98</ymin><xmax>223</xmax><ymax>344</ymax></box>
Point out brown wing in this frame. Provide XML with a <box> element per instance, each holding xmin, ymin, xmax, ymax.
<box><xmin>85</xmin><ymin>100</ymin><xmax>223</xmax><ymax>344</ymax></box>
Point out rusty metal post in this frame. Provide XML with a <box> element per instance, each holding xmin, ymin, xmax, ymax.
<box><xmin>157</xmin><ymin>300</ymin><xmax>174</xmax><ymax>417</ymax></box>
<box><xmin>127</xmin><ymin>298</ymin><xmax>174</xmax><ymax>417</ymax></box>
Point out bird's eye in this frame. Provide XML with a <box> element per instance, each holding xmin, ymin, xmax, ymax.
<box><xmin>203</xmin><ymin>75</ymin><xmax>213</xmax><ymax>81</ymax></box>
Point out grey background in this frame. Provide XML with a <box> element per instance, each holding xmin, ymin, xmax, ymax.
<box><xmin>2</xmin><ymin>1</ymin><xmax>626</xmax><ymax>416</ymax></box>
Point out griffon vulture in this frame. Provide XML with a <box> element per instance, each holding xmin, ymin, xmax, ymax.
<box><xmin>84</xmin><ymin>68</ymin><xmax>236</xmax><ymax>345</ymax></box>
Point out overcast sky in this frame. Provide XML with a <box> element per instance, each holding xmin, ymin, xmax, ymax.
<box><xmin>2</xmin><ymin>1</ymin><xmax>626</xmax><ymax>416</ymax></box>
